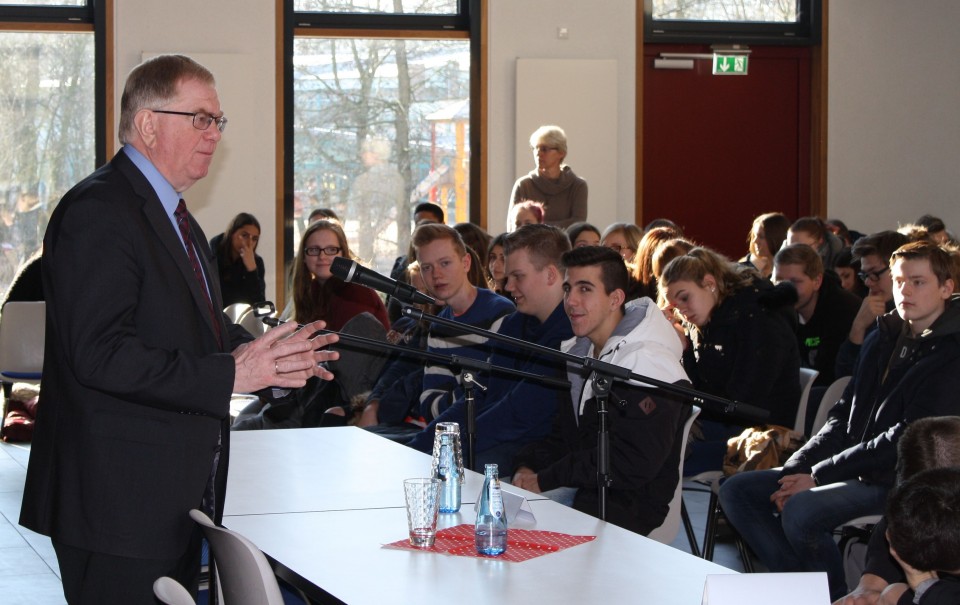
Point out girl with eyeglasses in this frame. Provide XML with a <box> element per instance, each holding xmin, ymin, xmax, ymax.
<box><xmin>291</xmin><ymin>219</ymin><xmax>389</xmax><ymax>332</ymax></box>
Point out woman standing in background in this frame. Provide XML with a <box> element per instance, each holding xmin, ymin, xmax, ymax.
<box><xmin>510</xmin><ymin>125</ymin><xmax>588</xmax><ymax>228</ymax></box>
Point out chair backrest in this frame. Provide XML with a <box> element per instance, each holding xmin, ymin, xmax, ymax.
<box><xmin>223</xmin><ymin>303</ymin><xmax>252</xmax><ymax>324</ymax></box>
<box><xmin>793</xmin><ymin>367</ymin><xmax>819</xmax><ymax>434</ymax></box>
<box><xmin>153</xmin><ymin>577</ymin><xmax>197</xmax><ymax>605</ymax></box>
<box><xmin>237</xmin><ymin>307</ymin><xmax>267</xmax><ymax>337</ymax></box>
<box><xmin>811</xmin><ymin>375</ymin><xmax>851</xmax><ymax>436</ymax></box>
<box><xmin>0</xmin><ymin>301</ymin><xmax>46</xmax><ymax>385</ymax></box>
<box><xmin>648</xmin><ymin>405</ymin><xmax>701</xmax><ymax>545</ymax></box>
<box><xmin>189</xmin><ymin>509</ymin><xmax>284</xmax><ymax>605</ymax></box>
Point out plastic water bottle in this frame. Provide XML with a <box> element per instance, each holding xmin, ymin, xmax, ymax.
<box><xmin>475</xmin><ymin>463</ymin><xmax>508</xmax><ymax>555</ymax></box>
<box><xmin>430</xmin><ymin>423</ymin><xmax>463</xmax><ymax>513</ymax></box>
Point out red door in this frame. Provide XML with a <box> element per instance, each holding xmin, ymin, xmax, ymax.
<box><xmin>642</xmin><ymin>44</ymin><xmax>812</xmax><ymax>259</ymax></box>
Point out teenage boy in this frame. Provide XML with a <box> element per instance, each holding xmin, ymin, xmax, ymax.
<box><xmin>407</xmin><ymin>224</ymin><xmax>574</xmax><ymax>471</ymax></box>
<box><xmin>835</xmin><ymin>230</ymin><xmax>909</xmax><ymax>376</ymax></box>
<box><xmin>773</xmin><ymin>244</ymin><xmax>861</xmax><ymax>388</ymax></box>
<box><xmin>720</xmin><ymin>240</ymin><xmax>960</xmax><ymax>601</ymax></box>
<box><xmin>512</xmin><ymin>246</ymin><xmax>691</xmax><ymax>535</ymax></box>
<box><xmin>363</xmin><ymin>224</ymin><xmax>513</xmax><ymax>438</ymax></box>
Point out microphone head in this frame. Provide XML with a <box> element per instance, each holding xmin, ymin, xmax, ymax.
<box><xmin>330</xmin><ymin>256</ymin><xmax>355</xmax><ymax>282</ymax></box>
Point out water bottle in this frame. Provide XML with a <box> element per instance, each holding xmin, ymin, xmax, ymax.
<box><xmin>475</xmin><ymin>463</ymin><xmax>508</xmax><ymax>555</ymax></box>
<box><xmin>430</xmin><ymin>422</ymin><xmax>463</xmax><ymax>513</ymax></box>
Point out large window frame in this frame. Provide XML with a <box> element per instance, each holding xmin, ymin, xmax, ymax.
<box><xmin>644</xmin><ymin>0</ymin><xmax>821</xmax><ymax>46</ymax></box>
<box><xmin>279</xmin><ymin>0</ymin><xmax>481</xmax><ymax>296</ymax></box>
<box><xmin>0</xmin><ymin>1</ymin><xmax>108</xmax><ymax>166</ymax></box>
<box><xmin>0</xmin><ymin>1</ymin><xmax>109</xmax><ymax>298</ymax></box>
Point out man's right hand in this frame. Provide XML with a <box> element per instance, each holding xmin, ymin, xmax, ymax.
<box><xmin>232</xmin><ymin>320</ymin><xmax>339</xmax><ymax>393</ymax></box>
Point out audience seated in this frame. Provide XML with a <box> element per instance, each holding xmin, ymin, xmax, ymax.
<box><xmin>884</xmin><ymin>468</ymin><xmax>960</xmax><ymax>605</ymax></box>
<box><xmin>487</xmin><ymin>233</ymin><xmax>507</xmax><ymax>295</ymax></box>
<box><xmin>406</xmin><ymin>224</ymin><xmax>573</xmax><ymax>472</ymax></box>
<box><xmin>307</xmin><ymin>207</ymin><xmax>340</xmax><ymax>224</ymax></box>
<box><xmin>834</xmin><ymin>230</ymin><xmax>909</xmax><ymax>378</ymax></box>
<box><xmin>913</xmin><ymin>214</ymin><xmax>952</xmax><ymax>245</ymax></box>
<box><xmin>362</xmin><ymin>224</ymin><xmax>514</xmax><ymax>441</ymax></box>
<box><xmin>388</xmin><ymin>201</ymin><xmax>444</xmax><ymax>282</ymax></box>
<box><xmin>659</xmin><ymin>246</ymin><xmax>800</xmax><ymax>475</ymax></box>
<box><xmin>601</xmin><ymin>222</ymin><xmax>643</xmax><ymax>264</ymax></box>
<box><xmin>834</xmin><ymin>246</ymin><xmax>868</xmax><ymax>298</ymax></box>
<box><xmin>291</xmin><ymin>219</ymin><xmax>389</xmax><ymax>332</ymax></box>
<box><xmin>837</xmin><ymin>416</ymin><xmax>960</xmax><ymax>605</ymax></box>
<box><xmin>741</xmin><ymin>212</ymin><xmax>791</xmax><ymax>280</ymax></box>
<box><xmin>453</xmin><ymin>222</ymin><xmax>492</xmax><ymax>270</ymax></box>
<box><xmin>566</xmin><ymin>221</ymin><xmax>601</xmax><ymax>248</ymax></box>
<box><xmin>773</xmin><ymin>244</ymin><xmax>861</xmax><ymax>390</ymax></box>
<box><xmin>825</xmin><ymin>218</ymin><xmax>861</xmax><ymax>248</ymax></box>
<box><xmin>507</xmin><ymin>199</ymin><xmax>545</xmax><ymax>232</ymax></box>
<box><xmin>512</xmin><ymin>246</ymin><xmax>690</xmax><ymax>535</ymax></box>
<box><xmin>631</xmin><ymin>225</ymin><xmax>683</xmax><ymax>301</ymax></box>
<box><xmin>209</xmin><ymin>212</ymin><xmax>266</xmax><ymax>307</ymax></box>
<box><xmin>787</xmin><ymin>216</ymin><xmax>846</xmax><ymax>272</ymax></box>
<box><xmin>719</xmin><ymin>240</ymin><xmax>960</xmax><ymax>601</ymax></box>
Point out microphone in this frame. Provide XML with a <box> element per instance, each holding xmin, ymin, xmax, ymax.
<box><xmin>330</xmin><ymin>256</ymin><xmax>436</xmax><ymax>306</ymax></box>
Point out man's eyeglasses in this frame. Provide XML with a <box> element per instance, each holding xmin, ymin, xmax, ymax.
<box><xmin>532</xmin><ymin>145</ymin><xmax>558</xmax><ymax>153</ymax></box>
<box><xmin>151</xmin><ymin>110</ymin><xmax>228</xmax><ymax>133</ymax></box>
<box><xmin>858</xmin><ymin>265</ymin><xmax>889</xmax><ymax>283</ymax></box>
<box><xmin>305</xmin><ymin>246</ymin><xmax>341</xmax><ymax>257</ymax></box>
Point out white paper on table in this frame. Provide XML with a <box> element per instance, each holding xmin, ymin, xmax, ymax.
<box><xmin>701</xmin><ymin>572</ymin><xmax>829</xmax><ymax>605</ymax></box>
<box><xmin>473</xmin><ymin>489</ymin><xmax>536</xmax><ymax>523</ymax></box>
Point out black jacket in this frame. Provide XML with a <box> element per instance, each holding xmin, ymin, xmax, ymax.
<box><xmin>683</xmin><ymin>279</ymin><xmax>801</xmax><ymax>427</ymax></box>
<box><xmin>782</xmin><ymin>295</ymin><xmax>960</xmax><ymax>487</ymax></box>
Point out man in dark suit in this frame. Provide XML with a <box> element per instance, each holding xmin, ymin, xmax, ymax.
<box><xmin>19</xmin><ymin>54</ymin><xmax>338</xmax><ymax>604</ymax></box>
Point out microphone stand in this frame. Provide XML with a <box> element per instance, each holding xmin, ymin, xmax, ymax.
<box><xmin>400</xmin><ymin>306</ymin><xmax>770</xmax><ymax>521</ymax></box>
<box><xmin>256</xmin><ymin>309</ymin><xmax>568</xmax><ymax>471</ymax></box>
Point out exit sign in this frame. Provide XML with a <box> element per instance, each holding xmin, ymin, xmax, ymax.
<box><xmin>713</xmin><ymin>54</ymin><xmax>748</xmax><ymax>75</ymax></box>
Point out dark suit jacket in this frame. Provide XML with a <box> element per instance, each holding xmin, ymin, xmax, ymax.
<box><xmin>20</xmin><ymin>150</ymin><xmax>252</xmax><ymax>560</ymax></box>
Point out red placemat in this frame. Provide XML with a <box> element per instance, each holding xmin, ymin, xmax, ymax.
<box><xmin>383</xmin><ymin>523</ymin><xmax>596</xmax><ymax>562</ymax></box>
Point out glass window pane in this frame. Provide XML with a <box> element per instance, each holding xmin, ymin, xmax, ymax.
<box><xmin>0</xmin><ymin>31</ymin><xmax>95</xmax><ymax>297</ymax></box>
<box><xmin>0</xmin><ymin>1</ymin><xmax>87</xmax><ymax>6</ymax></box>
<box><xmin>294</xmin><ymin>0</ymin><xmax>459</xmax><ymax>15</ymax></box>
<box><xmin>293</xmin><ymin>37</ymin><xmax>470</xmax><ymax>274</ymax></box>
<box><xmin>652</xmin><ymin>0</ymin><xmax>799</xmax><ymax>23</ymax></box>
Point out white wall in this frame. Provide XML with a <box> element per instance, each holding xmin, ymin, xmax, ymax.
<box><xmin>486</xmin><ymin>0</ymin><xmax>637</xmax><ymax>234</ymax></box>
<box><xmin>828</xmin><ymin>0</ymin><xmax>960</xmax><ymax>235</ymax></box>
<box><xmin>114</xmin><ymin>0</ymin><xmax>279</xmax><ymax>300</ymax></box>
<box><xmin>108</xmin><ymin>0</ymin><xmax>960</xmax><ymax>294</ymax></box>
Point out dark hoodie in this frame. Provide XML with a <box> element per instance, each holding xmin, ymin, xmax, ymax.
<box><xmin>683</xmin><ymin>278</ymin><xmax>801</xmax><ymax>427</ymax></box>
<box><xmin>782</xmin><ymin>295</ymin><xmax>960</xmax><ymax>487</ymax></box>
<box><xmin>509</xmin><ymin>165</ymin><xmax>588</xmax><ymax>228</ymax></box>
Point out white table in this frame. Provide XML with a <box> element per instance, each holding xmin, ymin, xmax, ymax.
<box><xmin>226</xmin><ymin>499</ymin><xmax>735</xmax><ymax>604</ymax></box>
<box><xmin>225</xmin><ymin>427</ymin><xmax>544</xmax><ymax>515</ymax></box>
<box><xmin>223</xmin><ymin>427</ymin><xmax>736</xmax><ymax>604</ymax></box>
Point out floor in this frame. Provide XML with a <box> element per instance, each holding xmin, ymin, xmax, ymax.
<box><xmin>0</xmin><ymin>438</ymin><xmax>750</xmax><ymax>603</ymax></box>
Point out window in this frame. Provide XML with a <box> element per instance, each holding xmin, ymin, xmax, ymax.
<box><xmin>645</xmin><ymin>0</ymin><xmax>820</xmax><ymax>45</ymax></box>
<box><xmin>285</xmin><ymin>0</ymin><xmax>477</xmax><ymax>277</ymax></box>
<box><xmin>0</xmin><ymin>1</ymin><xmax>105</xmax><ymax>300</ymax></box>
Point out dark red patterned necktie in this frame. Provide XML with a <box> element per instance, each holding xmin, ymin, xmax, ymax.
<box><xmin>175</xmin><ymin>199</ymin><xmax>223</xmax><ymax>347</ymax></box>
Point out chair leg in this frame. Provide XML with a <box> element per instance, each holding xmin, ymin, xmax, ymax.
<box><xmin>702</xmin><ymin>490</ymin><xmax>720</xmax><ymax>560</ymax></box>
<box><xmin>680</xmin><ymin>499</ymin><xmax>701</xmax><ymax>558</ymax></box>
<box><xmin>734</xmin><ymin>533</ymin><xmax>756</xmax><ymax>573</ymax></box>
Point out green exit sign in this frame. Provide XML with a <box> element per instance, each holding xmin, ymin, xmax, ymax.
<box><xmin>713</xmin><ymin>54</ymin><xmax>749</xmax><ymax>75</ymax></box>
